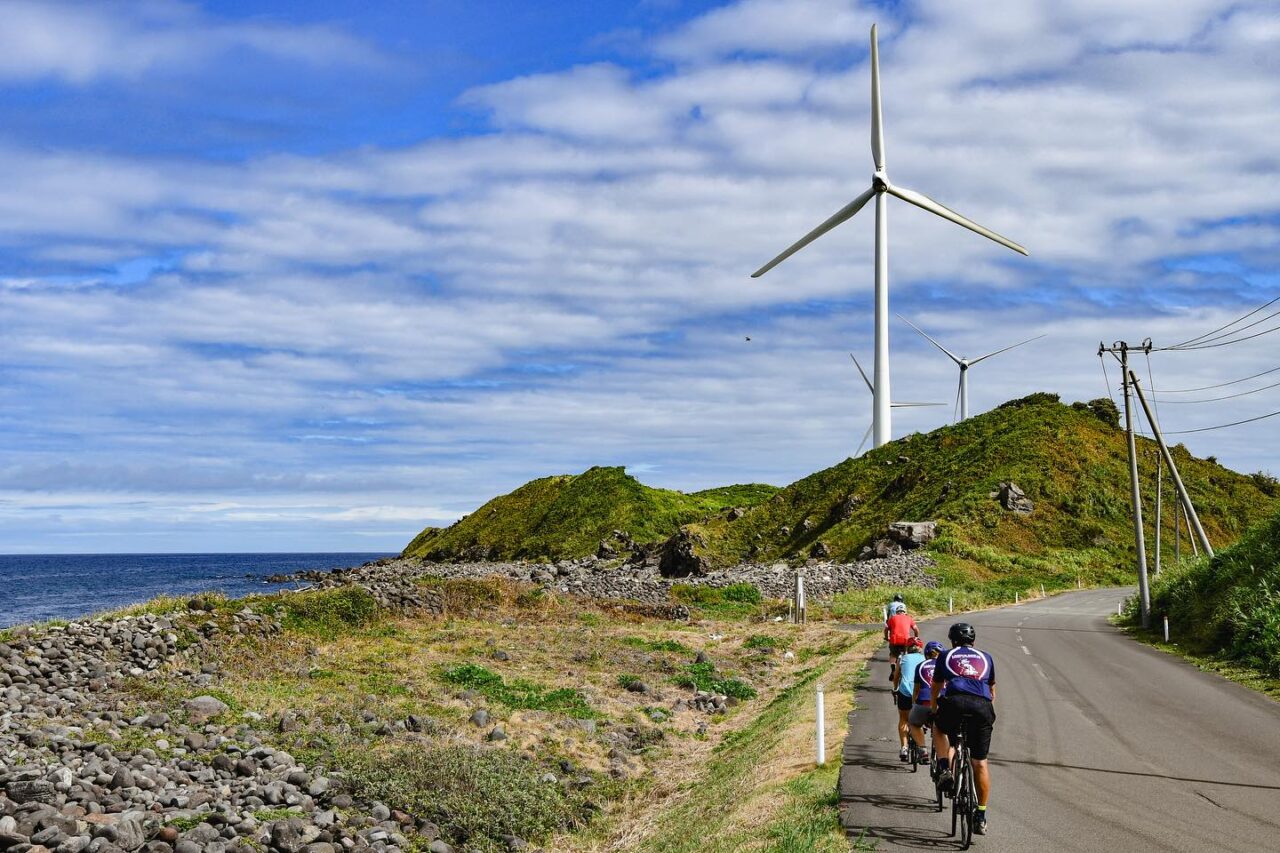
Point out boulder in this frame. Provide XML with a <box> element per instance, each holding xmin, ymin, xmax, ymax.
<box><xmin>887</xmin><ymin>521</ymin><xmax>938</xmax><ymax>548</ymax></box>
<box><xmin>182</xmin><ymin>696</ymin><xmax>229</xmax><ymax>723</ymax></box>
<box><xmin>657</xmin><ymin>529</ymin><xmax>709</xmax><ymax>578</ymax></box>
<box><xmin>993</xmin><ymin>482</ymin><xmax>1034</xmax><ymax>514</ymax></box>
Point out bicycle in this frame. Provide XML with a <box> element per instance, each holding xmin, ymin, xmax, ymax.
<box><xmin>950</xmin><ymin>728</ymin><xmax>978</xmax><ymax>849</ymax></box>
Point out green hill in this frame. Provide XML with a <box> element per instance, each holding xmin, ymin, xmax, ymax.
<box><xmin>1147</xmin><ymin>503</ymin><xmax>1280</xmax><ymax>676</ymax></box>
<box><xmin>675</xmin><ymin>393</ymin><xmax>1277</xmax><ymax>582</ymax></box>
<box><xmin>402</xmin><ymin>466</ymin><xmax>779</xmax><ymax>561</ymax></box>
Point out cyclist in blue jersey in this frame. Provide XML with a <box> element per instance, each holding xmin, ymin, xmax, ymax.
<box><xmin>894</xmin><ymin>637</ymin><xmax>926</xmax><ymax>761</ymax></box>
<box><xmin>908</xmin><ymin>640</ymin><xmax>944</xmax><ymax>759</ymax></box>
<box><xmin>931</xmin><ymin>623</ymin><xmax>996</xmax><ymax>836</ymax></box>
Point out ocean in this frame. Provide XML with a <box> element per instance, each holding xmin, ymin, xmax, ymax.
<box><xmin>0</xmin><ymin>552</ymin><xmax>395</xmax><ymax>629</ymax></box>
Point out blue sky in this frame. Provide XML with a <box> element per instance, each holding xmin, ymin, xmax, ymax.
<box><xmin>1</xmin><ymin>0</ymin><xmax>1278</xmax><ymax>553</ymax></box>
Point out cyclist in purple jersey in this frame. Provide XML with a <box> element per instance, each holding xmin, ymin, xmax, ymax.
<box><xmin>931</xmin><ymin>623</ymin><xmax>996</xmax><ymax>836</ymax></box>
<box><xmin>908</xmin><ymin>640</ymin><xmax>943</xmax><ymax>758</ymax></box>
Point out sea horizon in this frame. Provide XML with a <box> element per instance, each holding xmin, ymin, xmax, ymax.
<box><xmin>0</xmin><ymin>551</ymin><xmax>397</xmax><ymax>629</ymax></box>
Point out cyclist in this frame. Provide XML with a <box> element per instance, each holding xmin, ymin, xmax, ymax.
<box><xmin>886</xmin><ymin>592</ymin><xmax>907</xmax><ymax>617</ymax></box>
<box><xmin>894</xmin><ymin>637</ymin><xmax>926</xmax><ymax>761</ymax></box>
<box><xmin>931</xmin><ymin>622</ymin><xmax>996</xmax><ymax>836</ymax></box>
<box><xmin>884</xmin><ymin>602</ymin><xmax>920</xmax><ymax>685</ymax></box>
<box><xmin>908</xmin><ymin>640</ymin><xmax>944</xmax><ymax>760</ymax></box>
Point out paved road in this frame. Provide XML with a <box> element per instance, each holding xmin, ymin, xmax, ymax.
<box><xmin>838</xmin><ymin>588</ymin><xmax>1280</xmax><ymax>851</ymax></box>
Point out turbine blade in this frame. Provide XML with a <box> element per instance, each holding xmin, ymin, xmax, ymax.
<box><xmin>849</xmin><ymin>353</ymin><xmax>874</xmax><ymax>394</ymax></box>
<box><xmin>897</xmin><ymin>314</ymin><xmax>962</xmax><ymax>364</ymax></box>
<box><xmin>855</xmin><ymin>422</ymin><xmax>873</xmax><ymax>458</ymax></box>
<box><xmin>751</xmin><ymin>187</ymin><xmax>876</xmax><ymax>277</ymax></box>
<box><xmin>870</xmin><ymin>24</ymin><xmax>885</xmax><ymax>171</ymax></box>
<box><xmin>891</xmin><ymin>401</ymin><xmax>946</xmax><ymax>407</ymax></box>
<box><xmin>886</xmin><ymin>183</ymin><xmax>1029</xmax><ymax>256</ymax></box>
<box><xmin>969</xmin><ymin>333</ymin><xmax>1047</xmax><ymax>366</ymax></box>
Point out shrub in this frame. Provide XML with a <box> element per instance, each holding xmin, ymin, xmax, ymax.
<box><xmin>278</xmin><ymin>587</ymin><xmax>379</xmax><ymax>638</ymax></box>
<box><xmin>620</xmin><ymin>636</ymin><xmax>691</xmax><ymax>653</ymax></box>
<box><xmin>345</xmin><ymin>745</ymin><xmax>596</xmax><ymax>848</ymax></box>
<box><xmin>742</xmin><ymin>635</ymin><xmax>780</xmax><ymax>650</ymax></box>
<box><xmin>721</xmin><ymin>583</ymin><xmax>762</xmax><ymax>604</ymax></box>
<box><xmin>440</xmin><ymin>664</ymin><xmax>596</xmax><ymax>718</ymax></box>
<box><xmin>674</xmin><ymin>662</ymin><xmax>757</xmax><ymax>700</ymax></box>
<box><xmin>616</xmin><ymin>674</ymin><xmax>642</xmax><ymax>689</ymax></box>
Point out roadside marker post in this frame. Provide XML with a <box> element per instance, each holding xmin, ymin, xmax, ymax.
<box><xmin>1015</xmin><ymin>591</ymin><xmax>1019</xmax><ymax>604</ymax></box>
<box><xmin>1118</xmin><ymin>601</ymin><xmax>1122</xmax><ymax>616</ymax></box>
<box><xmin>1040</xmin><ymin>583</ymin><xmax>1045</xmax><ymax>597</ymax></box>
<box><xmin>948</xmin><ymin>596</ymin><xmax>953</xmax><ymax>614</ymax></box>
<box><xmin>816</xmin><ymin>682</ymin><xmax>826</xmax><ymax>766</ymax></box>
<box><xmin>1163</xmin><ymin>616</ymin><xmax>1170</xmax><ymax>643</ymax></box>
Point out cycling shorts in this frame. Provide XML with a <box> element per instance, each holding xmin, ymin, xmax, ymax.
<box><xmin>895</xmin><ymin>692</ymin><xmax>913</xmax><ymax>712</ymax></box>
<box><xmin>908</xmin><ymin>703</ymin><xmax>931</xmax><ymax>728</ymax></box>
<box><xmin>936</xmin><ymin>693</ymin><xmax>996</xmax><ymax>760</ymax></box>
<box><xmin>889</xmin><ymin>643</ymin><xmax>908</xmax><ymax>658</ymax></box>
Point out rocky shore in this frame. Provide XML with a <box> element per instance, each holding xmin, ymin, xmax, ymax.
<box><xmin>269</xmin><ymin>553</ymin><xmax>937</xmax><ymax>606</ymax></box>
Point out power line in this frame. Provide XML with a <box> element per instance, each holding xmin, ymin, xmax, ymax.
<box><xmin>1168</xmin><ymin>319</ymin><xmax>1280</xmax><ymax>350</ymax></box>
<box><xmin>1168</xmin><ymin>295</ymin><xmax>1280</xmax><ymax>349</ymax></box>
<box><xmin>1151</xmin><ymin>376</ymin><xmax>1280</xmax><ymax>404</ymax></box>
<box><xmin>1147</xmin><ymin>364</ymin><xmax>1280</xmax><ymax>393</ymax></box>
<box><xmin>1164</xmin><ymin>408</ymin><xmax>1280</xmax><ymax>435</ymax></box>
<box><xmin>1179</xmin><ymin>304</ymin><xmax>1280</xmax><ymax>347</ymax></box>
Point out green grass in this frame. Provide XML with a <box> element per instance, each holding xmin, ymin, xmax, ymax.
<box><xmin>639</xmin><ymin>649</ymin><xmax>854</xmax><ymax>853</ymax></box>
<box><xmin>672</xmin><ymin>662</ymin><xmax>757</xmax><ymax>700</ymax></box>
<box><xmin>402</xmin><ymin>466</ymin><xmax>779</xmax><ymax>561</ymax></box>
<box><xmin>439</xmin><ymin>663</ymin><xmax>597</xmax><ymax>718</ymax></box>
<box><xmin>345</xmin><ymin>745</ymin><xmax>609</xmax><ymax>853</ymax></box>
<box><xmin>620</xmin><ymin>636</ymin><xmax>693</xmax><ymax>654</ymax></box>
<box><xmin>1135</xmin><ymin>505</ymin><xmax>1280</xmax><ymax>677</ymax></box>
<box><xmin>272</xmin><ymin>587</ymin><xmax>380</xmax><ymax>639</ymax></box>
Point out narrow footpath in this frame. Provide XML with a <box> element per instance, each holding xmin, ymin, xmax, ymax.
<box><xmin>837</xmin><ymin>588</ymin><xmax>1280</xmax><ymax>851</ymax></box>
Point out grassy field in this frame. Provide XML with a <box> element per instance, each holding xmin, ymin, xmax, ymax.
<box><xmin>107</xmin><ymin>579</ymin><xmax>873</xmax><ymax>852</ymax></box>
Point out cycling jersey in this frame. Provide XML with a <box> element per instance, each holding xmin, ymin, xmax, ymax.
<box><xmin>887</xmin><ymin>601</ymin><xmax>906</xmax><ymax>616</ymax></box>
<box><xmin>914</xmin><ymin>658</ymin><xmax>937</xmax><ymax>704</ymax></box>
<box><xmin>935</xmin><ymin>646</ymin><xmax>995</xmax><ymax>700</ymax></box>
<box><xmin>885</xmin><ymin>613</ymin><xmax>916</xmax><ymax>646</ymax></box>
<box><xmin>897</xmin><ymin>651</ymin><xmax>925</xmax><ymax>697</ymax></box>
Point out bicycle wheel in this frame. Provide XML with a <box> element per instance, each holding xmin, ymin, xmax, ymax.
<box><xmin>957</xmin><ymin>757</ymin><xmax>973</xmax><ymax>849</ymax></box>
<box><xmin>910</xmin><ymin>740</ymin><xmax>919</xmax><ymax>772</ymax></box>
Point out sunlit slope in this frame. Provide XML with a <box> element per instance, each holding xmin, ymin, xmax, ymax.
<box><xmin>678</xmin><ymin>393</ymin><xmax>1277</xmax><ymax>577</ymax></box>
<box><xmin>403</xmin><ymin>466</ymin><xmax>778</xmax><ymax>561</ymax></box>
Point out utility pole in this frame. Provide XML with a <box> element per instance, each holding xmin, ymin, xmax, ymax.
<box><xmin>1100</xmin><ymin>341</ymin><xmax>1151</xmax><ymax>628</ymax></box>
<box><xmin>1154</xmin><ymin>452</ymin><xmax>1163</xmax><ymax>576</ymax></box>
<box><xmin>1128</xmin><ymin>371</ymin><xmax>1214</xmax><ymax>558</ymax></box>
<box><xmin>1174</xmin><ymin>496</ymin><xmax>1181</xmax><ymax>563</ymax></box>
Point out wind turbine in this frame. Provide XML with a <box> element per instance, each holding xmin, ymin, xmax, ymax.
<box><xmin>750</xmin><ymin>24</ymin><xmax>1028</xmax><ymax>451</ymax></box>
<box><xmin>896</xmin><ymin>315</ymin><xmax>1044</xmax><ymax>421</ymax></box>
<box><xmin>849</xmin><ymin>354</ymin><xmax>943</xmax><ymax>455</ymax></box>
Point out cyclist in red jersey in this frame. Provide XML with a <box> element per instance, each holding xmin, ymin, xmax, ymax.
<box><xmin>884</xmin><ymin>605</ymin><xmax>920</xmax><ymax>685</ymax></box>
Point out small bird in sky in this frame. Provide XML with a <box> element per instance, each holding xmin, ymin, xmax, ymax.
<box><xmin>745</xmin><ymin>336</ymin><xmax>752</xmax><ymax>341</ymax></box>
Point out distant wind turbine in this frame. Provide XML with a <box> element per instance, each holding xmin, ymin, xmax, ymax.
<box><xmin>896</xmin><ymin>315</ymin><xmax>1045</xmax><ymax>421</ymax></box>
<box><xmin>750</xmin><ymin>24</ymin><xmax>1029</xmax><ymax>452</ymax></box>
<box><xmin>849</xmin><ymin>354</ymin><xmax>943</xmax><ymax>456</ymax></box>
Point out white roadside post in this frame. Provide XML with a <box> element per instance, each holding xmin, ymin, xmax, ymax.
<box><xmin>948</xmin><ymin>596</ymin><xmax>953</xmax><ymax>614</ymax></box>
<box><xmin>1040</xmin><ymin>583</ymin><xmax>1045</xmax><ymax>597</ymax></box>
<box><xmin>1163</xmin><ymin>616</ymin><xmax>1170</xmax><ymax>643</ymax></box>
<box><xmin>816</xmin><ymin>682</ymin><xmax>826</xmax><ymax>765</ymax></box>
<box><xmin>1015</xmin><ymin>591</ymin><xmax>1019</xmax><ymax>604</ymax></box>
<box><xmin>796</xmin><ymin>575</ymin><xmax>807</xmax><ymax>625</ymax></box>
<box><xmin>1118</xmin><ymin>601</ymin><xmax>1122</xmax><ymax>616</ymax></box>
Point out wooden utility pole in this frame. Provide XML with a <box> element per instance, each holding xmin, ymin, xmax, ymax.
<box><xmin>1128</xmin><ymin>371</ymin><xmax>1214</xmax><ymax>558</ymax></box>
<box><xmin>1154</xmin><ymin>452</ymin><xmax>1163</xmax><ymax>576</ymax></box>
<box><xmin>1174</xmin><ymin>498</ymin><xmax>1180</xmax><ymax>563</ymax></box>
<box><xmin>1100</xmin><ymin>341</ymin><xmax>1151</xmax><ymax>628</ymax></box>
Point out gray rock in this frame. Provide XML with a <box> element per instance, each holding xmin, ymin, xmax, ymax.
<box><xmin>995</xmin><ymin>481</ymin><xmax>1034</xmax><ymax>514</ymax></box>
<box><xmin>4</xmin><ymin>781</ymin><xmax>55</xmax><ymax>804</ymax></box>
<box><xmin>486</xmin><ymin>725</ymin><xmax>508</xmax><ymax>742</ymax></box>
<box><xmin>467</xmin><ymin>709</ymin><xmax>489</xmax><ymax>728</ymax></box>
<box><xmin>182</xmin><ymin>696</ymin><xmax>229</xmax><ymax>723</ymax></box>
<box><xmin>426</xmin><ymin>842</ymin><xmax>453</xmax><ymax>853</ymax></box>
<box><xmin>113</xmin><ymin>820</ymin><xmax>146</xmax><ymax>853</ymax></box>
<box><xmin>887</xmin><ymin>521</ymin><xmax>938</xmax><ymax>548</ymax></box>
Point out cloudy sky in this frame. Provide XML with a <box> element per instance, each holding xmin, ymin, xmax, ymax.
<box><xmin>1</xmin><ymin>0</ymin><xmax>1277</xmax><ymax>553</ymax></box>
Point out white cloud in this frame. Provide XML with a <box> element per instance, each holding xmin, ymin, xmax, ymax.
<box><xmin>1</xmin><ymin>0</ymin><xmax>1279</xmax><ymax>551</ymax></box>
<box><xmin>0</xmin><ymin>0</ymin><xmax>380</xmax><ymax>84</ymax></box>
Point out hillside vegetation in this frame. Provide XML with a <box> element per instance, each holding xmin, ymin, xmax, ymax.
<box><xmin>1146</xmin><ymin>504</ymin><xmax>1280</xmax><ymax>676</ymax></box>
<box><xmin>403</xmin><ymin>466</ymin><xmax>777</xmax><ymax>561</ymax></box>
<box><xmin>680</xmin><ymin>394</ymin><xmax>1276</xmax><ymax>581</ymax></box>
<box><xmin>405</xmin><ymin>395</ymin><xmax>1278</xmax><ymax>587</ymax></box>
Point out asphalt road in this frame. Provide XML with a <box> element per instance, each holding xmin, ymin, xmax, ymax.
<box><xmin>837</xmin><ymin>588</ymin><xmax>1280</xmax><ymax>851</ymax></box>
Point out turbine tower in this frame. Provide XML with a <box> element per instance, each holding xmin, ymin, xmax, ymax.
<box><xmin>750</xmin><ymin>24</ymin><xmax>1028</xmax><ymax>450</ymax></box>
<box><xmin>897</xmin><ymin>315</ymin><xmax>1044</xmax><ymax>421</ymax></box>
<box><xmin>849</xmin><ymin>354</ymin><xmax>942</xmax><ymax>456</ymax></box>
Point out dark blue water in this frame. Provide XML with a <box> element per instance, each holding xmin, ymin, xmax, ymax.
<box><xmin>0</xmin><ymin>553</ymin><xmax>395</xmax><ymax>628</ymax></box>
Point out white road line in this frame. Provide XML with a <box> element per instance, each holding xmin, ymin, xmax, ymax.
<box><xmin>1021</xmin><ymin>645</ymin><xmax>1031</xmax><ymax>655</ymax></box>
<box><xmin>1032</xmin><ymin>663</ymin><xmax>1049</xmax><ymax>680</ymax></box>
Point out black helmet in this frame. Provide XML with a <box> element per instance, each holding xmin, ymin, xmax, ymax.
<box><xmin>893</xmin><ymin>593</ymin><xmax>904</xmax><ymax>602</ymax></box>
<box><xmin>948</xmin><ymin>622</ymin><xmax>976</xmax><ymax>646</ymax></box>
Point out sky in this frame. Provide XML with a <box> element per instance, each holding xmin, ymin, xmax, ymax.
<box><xmin>1</xmin><ymin>0</ymin><xmax>1278</xmax><ymax>554</ymax></box>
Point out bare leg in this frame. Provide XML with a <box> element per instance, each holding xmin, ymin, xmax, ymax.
<box><xmin>897</xmin><ymin>708</ymin><xmax>910</xmax><ymax>748</ymax></box>
<box><xmin>973</xmin><ymin>759</ymin><xmax>990</xmax><ymax>806</ymax></box>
